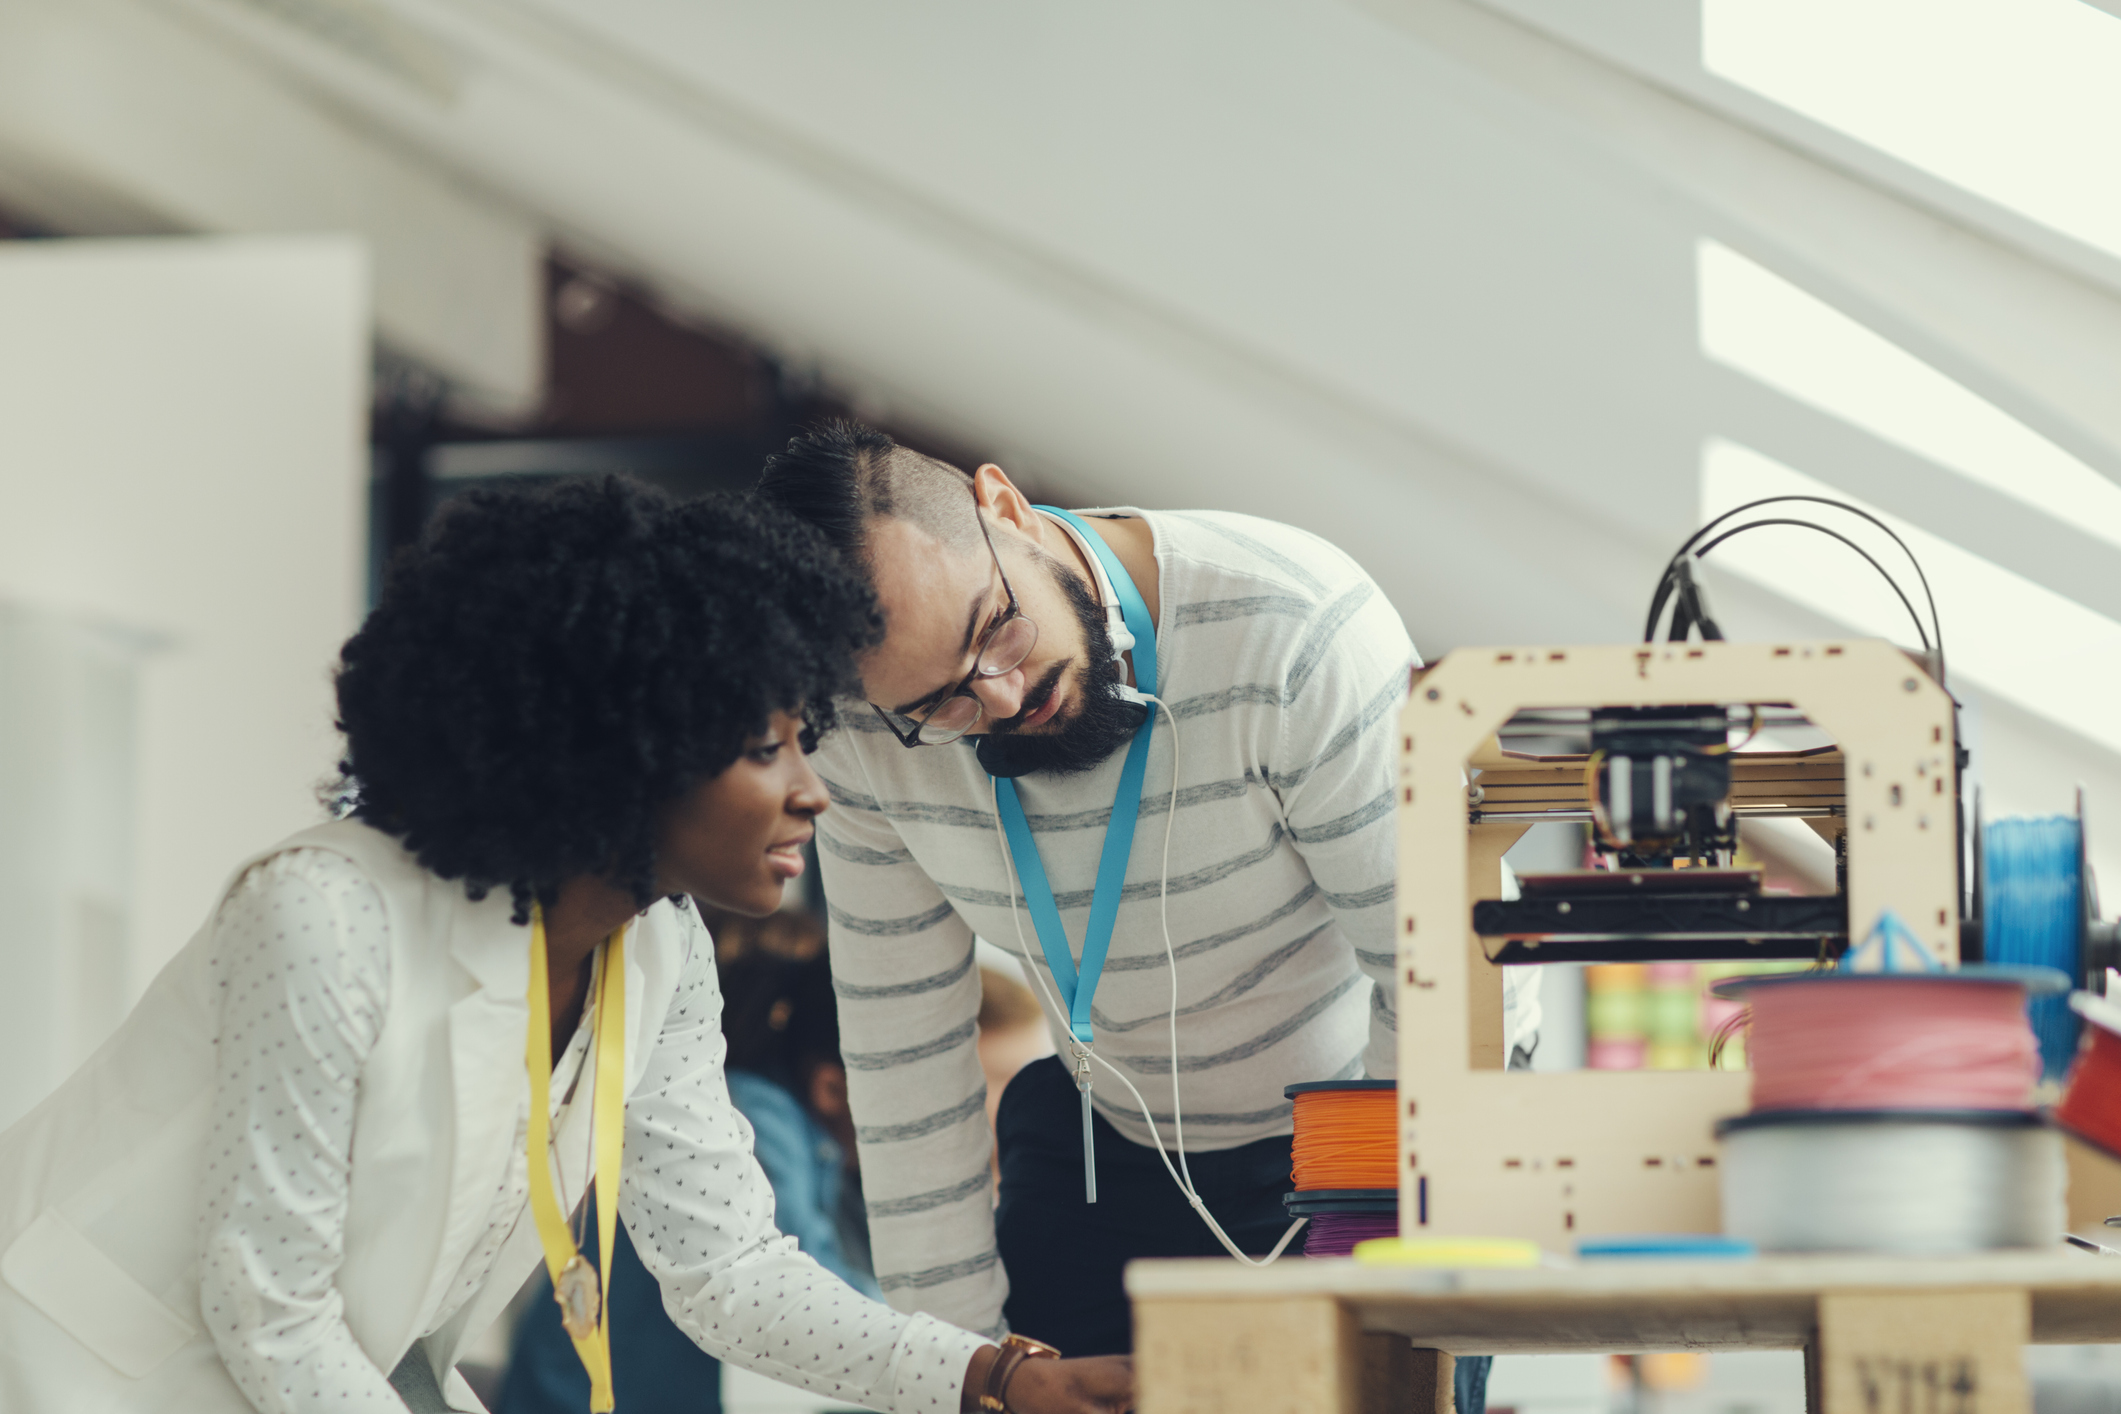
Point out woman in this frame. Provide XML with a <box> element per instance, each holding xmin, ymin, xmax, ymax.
<box><xmin>0</xmin><ymin>477</ymin><xmax>1131</xmax><ymax>1414</ymax></box>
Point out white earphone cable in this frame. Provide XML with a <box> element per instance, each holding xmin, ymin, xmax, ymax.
<box><xmin>988</xmin><ymin>694</ymin><xmax>1305</xmax><ymax>1267</ymax></box>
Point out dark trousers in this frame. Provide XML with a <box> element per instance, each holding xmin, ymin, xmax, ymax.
<box><xmin>994</xmin><ymin>1056</ymin><xmax>1490</xmax><ymax>1412</ymax></box>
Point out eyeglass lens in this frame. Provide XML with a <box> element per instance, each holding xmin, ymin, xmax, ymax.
<box><xmin>976</xmin><ymin>615</ymin><xmax>1037</xmax><ymax>679</ymax></box>
<box><xmin>913</xmin><ymin>616</ymin><xmax>1039</xmax><ymax>743</ymax></box>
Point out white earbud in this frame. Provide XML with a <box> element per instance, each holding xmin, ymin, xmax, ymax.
<box><xmin>1112</xmin><ymin>605</ymin><xmax>1144</xmax><ymax>710</ymax></box>
<box><xmin>1108</xmin><ymin>609</ymin><xmax>1135</xmax><ymax>660</ymax></box>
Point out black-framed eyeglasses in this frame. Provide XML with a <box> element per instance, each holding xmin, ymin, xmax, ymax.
<box><xmin>871</xmin><ymin>481</ymin><xmax>1039</xmax><ymax>747</ymax></box>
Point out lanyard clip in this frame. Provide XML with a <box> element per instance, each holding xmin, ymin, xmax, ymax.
<box><xmin>1071</xmin><ymin>1045</ymin><xmax>1098</xmax><ymax>1205</ymax></box>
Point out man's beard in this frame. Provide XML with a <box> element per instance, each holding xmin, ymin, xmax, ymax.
<box><xmin>978</xmin><ymin>548</ymin><xmax>1144</xmax><ymax>777</ymax></box>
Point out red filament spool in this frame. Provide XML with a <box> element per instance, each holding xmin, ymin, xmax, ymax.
<box><xmin>2056</xmin><ymin>996</ymin><xmax>2121</xmax><ymax>1155</ymax></box>
<box><xmin>1744</xmin><ymin>977</ymin><xmax>2040</xmax><ymax>1113</ymax></box>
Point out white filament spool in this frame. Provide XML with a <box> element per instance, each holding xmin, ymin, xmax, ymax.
<box><xmin>1718</xmin><ymin>1110</ymin><xmax>2063</xmax><ymax>1254</ymax></box>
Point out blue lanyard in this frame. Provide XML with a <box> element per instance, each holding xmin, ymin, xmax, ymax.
<box><xmin>991</xmin><ymin>507</ymin><xmax>1158</xmax><ymax>1046</ymax></box>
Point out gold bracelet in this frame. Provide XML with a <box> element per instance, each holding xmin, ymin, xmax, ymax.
<box><xmin>979</xmin><ymin>1333</ymin><xmax>1062</xmax><ymax>1412</ymax></box>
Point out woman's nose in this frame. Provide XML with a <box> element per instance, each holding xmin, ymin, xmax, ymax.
<box><xmin>790</xmin><ymin>749</ymin><xmax>830</xmax><ymax>815</ymax></box>
<box><xmin>969</xmin><ymin>669</ymin><xmax>1026</xmax><ymax>723</ymax></box>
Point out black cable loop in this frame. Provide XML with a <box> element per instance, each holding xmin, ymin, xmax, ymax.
<box><xmin>1692</xmin><ymin>519</ymin><xmax>1933</xmax><ymax>657</ymax></box>
<box><xmin>1644</xmin><ymin>495</ymin><xmax>1944</xmax><ymax>675</ymax></box>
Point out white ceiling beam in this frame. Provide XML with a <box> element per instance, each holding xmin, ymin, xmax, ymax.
<box><xmin>144</xmin><ymin>0</ymin><xmax>1674</xmax><ymax>650</ymax></box>
<box><xmin>1357</xmin><ymin>0</ymin><xmax>2121</xmax><ymax>492</ymax></box>
<box><xmin>1474</xmin><ymin>0</ymin><xmax>2121</xmax><ymax>308</ymax></box>
<box><xmin>0</xmin><ymin>0</ymin><xmax>543</xmax><ymax>408</ymax></box>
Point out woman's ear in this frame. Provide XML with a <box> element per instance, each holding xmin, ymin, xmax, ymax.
<box><xmin>972</xmin><ymin>463</ymin><xmax>1039</xmax><ymax>541</ymax></box>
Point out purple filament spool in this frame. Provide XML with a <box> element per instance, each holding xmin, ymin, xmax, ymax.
<box><xmin>1303</xmin><ymin>1211</ymin><xmax>1399</xmax><ymax>1258</ymax></box>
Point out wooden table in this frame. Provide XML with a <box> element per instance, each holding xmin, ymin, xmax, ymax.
<box><xmin>1127</xmin><ymin>1252</ymin><xmax>2121</xmax><ymax>1414</ymax></box>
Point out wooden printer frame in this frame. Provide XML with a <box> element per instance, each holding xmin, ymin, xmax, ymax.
<box><xmin>1394</xmin><ymin>639</ymin><xmax>1959</xmax><ymax>1247</ymax></box>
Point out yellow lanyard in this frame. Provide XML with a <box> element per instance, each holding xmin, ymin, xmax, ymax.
<box><xmin>526</xmin><ymin>905</ymin><xmax>628</xmax><ymax>1412</ymax></box>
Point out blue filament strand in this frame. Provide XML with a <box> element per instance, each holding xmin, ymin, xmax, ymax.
<box><xmin>1984</xmin><ymin>815</ymin><xmax>2081</xmax><ymax>1079</ymax></box>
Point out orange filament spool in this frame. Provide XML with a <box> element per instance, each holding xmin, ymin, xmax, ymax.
<box><xmin>1287</xmin><ymin>1080</ymin><xmax>1398</xmax><ymax>1191</ymax></box>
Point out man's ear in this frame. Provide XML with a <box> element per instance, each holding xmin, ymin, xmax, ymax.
<box><xmin>972</xmin><ymin>462</ymin><xmax>1040</xmax><ymax>541</ymax></box>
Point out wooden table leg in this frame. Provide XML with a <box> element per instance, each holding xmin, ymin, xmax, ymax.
<box><xmin>1405</xmin><ymin>1346</ymin><xmax>1456</xmax><ymax>1414</ymax></box>
<box><xmin>1135</xmin><ymin>1295</ymin><xmax>1361</xmax><ymax>1414</ymax></box>
<box><xmin>1813</xmin><ymin>1289</ymin><xmax>2029</xmax><ymax>1414</ymax></box>
<box><xmin>1352</xmin><ymin>1335</ymin><xmax>1456</xmax><ymax>1414</ymax></box>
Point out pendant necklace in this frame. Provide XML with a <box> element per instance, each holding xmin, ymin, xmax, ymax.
<box><xmin>550</xmin><ymin>1087</ymin><xmax>600</xmax><ymax>1340</ymax></box>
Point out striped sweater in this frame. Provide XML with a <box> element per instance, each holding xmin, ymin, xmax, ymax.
<box><xmin>813</xmin><ymin>507</ymin><xmax>1535</xmax><ymax>1337</ymax></box>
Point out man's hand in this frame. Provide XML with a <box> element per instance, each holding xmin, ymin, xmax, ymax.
<box><xmin>961</xmin><ymin>1346</ymin><xmax>1134</xmax><ymax>1413</ymax></box>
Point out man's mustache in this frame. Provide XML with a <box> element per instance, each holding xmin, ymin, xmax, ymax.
<box><xmin>987</xmin><ymin>661</ymin><xmax>1069</xmax><ymax>735</ymax></box>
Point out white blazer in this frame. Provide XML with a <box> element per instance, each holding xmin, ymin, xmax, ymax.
<box><xmin>0</xmin><ymin>819</ymin><xmax>690</xmax><ymax>1412</ymax></box>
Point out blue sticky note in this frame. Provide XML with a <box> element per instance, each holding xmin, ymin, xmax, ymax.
<box><xmin>1577</xmin><ymin>1235</ymin><xmax>1756</xmax><ymax>1260</ymax></box>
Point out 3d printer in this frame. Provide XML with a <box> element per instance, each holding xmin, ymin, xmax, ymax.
<box><xmin>1390</xmin><ymin>498</ymin><xmax>2118</xmax><ymax>1248</ymax></box>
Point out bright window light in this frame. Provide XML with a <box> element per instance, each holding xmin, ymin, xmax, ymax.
<box><xmin>1703</xmin><ymin>0</ymin><xmax>2121</xmax><ymax>261</ymax></box>
<box><xmin>1698</xmin><ymin>240</ymin><xmax>2121</xmax><ymax>550</ymax></box>
<box><xmin>1701</xmin><ymin>439</ymin><xmax>2121</xmax><ymax>757</ymax></box>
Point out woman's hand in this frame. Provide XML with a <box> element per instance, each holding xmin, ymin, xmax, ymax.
<box><xmin>1004</xmin><ymin>1355</ymin><xmax>1134</xmax><ymax>1413</ymax></box>
<box><xmin>961</xmin><ymin>1347</ymin><xmax>1134</xmax><ymax>1413</ymax></box>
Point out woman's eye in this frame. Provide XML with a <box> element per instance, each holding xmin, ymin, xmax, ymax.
<box><xmin>749</xmin><ymin>741</ymin><xmax>782</xmax><ymax>763</ymax></box>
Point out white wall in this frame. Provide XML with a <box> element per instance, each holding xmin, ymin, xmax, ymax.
<box><xmin>0</xmin><ymin>0</ymin><xmax>542</xmax><ymax>407</ymax></box>
<box><xmin>0</xmin><ymin>236</ymin><xmax>367</xmax><ymax>1116</ymax></box>
<box><xmin>0</xmin><ymin>606</ymin><xmax>148</xmax><ymax>1125</ymax></box>
<box><xmin>14</xmin><ymin>5</ymin><xmax>2117</xmax><ymax>899</ymax></box>
<box><xmin>150</xmin><ymin>1</ymin><xmax>2121</xmax><ymax>644</ymax></box>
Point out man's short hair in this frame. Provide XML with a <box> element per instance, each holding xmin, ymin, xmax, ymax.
<box><xmin>756</xmin><ymin>420</ymin><xmax>979</xmax><ymax>575</ymax></box>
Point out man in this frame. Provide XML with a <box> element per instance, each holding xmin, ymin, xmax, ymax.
<box><xmin>758</xmin><ymin>422</ymin><xmax>1537</xmax><ymax>1364</ymax></box>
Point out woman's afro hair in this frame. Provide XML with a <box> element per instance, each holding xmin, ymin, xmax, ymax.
<box><xmin>332</xmin><ymin>475</ymin><xmax>880</xmax><ymax>921</ymax></box>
